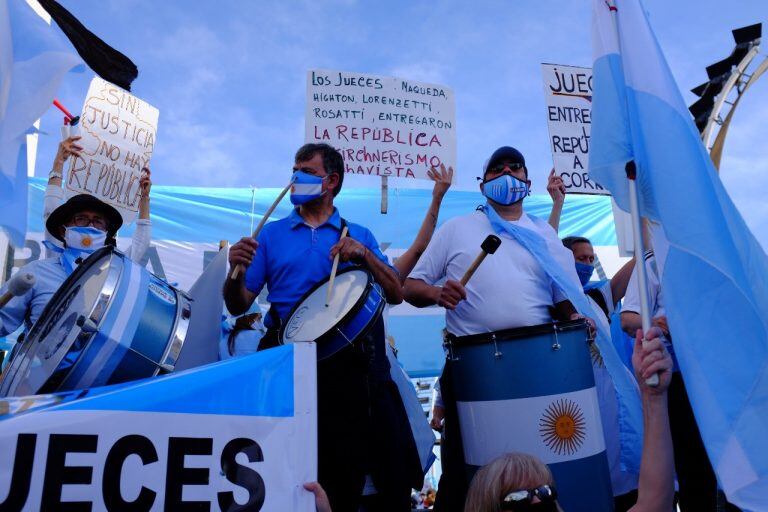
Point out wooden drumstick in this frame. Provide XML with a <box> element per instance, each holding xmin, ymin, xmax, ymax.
<box><xmin>326</xmin><ymin>226</ymin><xmax>349</xmax><ymax>307</ymax></box>
<box><xmin>230</xmin><ymin>181</ymin><xmax>292</xmax><ymax>280</ymax></box>
<box><xmin>0</xmin><ymin>272</ymin><xmax>36</xmax><ymax>309</ymax></box>
<box><xmin>460</xmin><ymin>235</ymin><xmax>501</xmax><ymax>286</ymax></box>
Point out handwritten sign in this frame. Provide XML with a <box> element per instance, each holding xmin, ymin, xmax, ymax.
<box><xmin>541</xmin><ymin>63</ymin><xmax>608</xmax><ymax>195</ymax></box>
<box><xmin>305</xmin><ymin>70</ymin><xmax>456</xmax><ymax>181</ymax></box>
<box><xmin>66</xmin><ymin>77</ymin><xmax>159</xmax><ymax>223</ymax></box>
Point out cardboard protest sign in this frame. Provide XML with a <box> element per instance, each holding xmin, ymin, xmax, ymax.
<box><xmin>66</xmin><ymin>77</ymin><xmax>159</xmax><ymax>223</ymax></box>
<box><xmin>541</xmin><ymin>64</ymin><xmax>608</xmax><ymax>195</ymax></box>
<box><xmin>0</xmin><ymin>344</ymin><xmax>317</xmax><ymax>511</ymax></box>
<box><xmin>305</xmin><ymin>69</ymin><xmax>456</xmax><ymax>181</ymax></box>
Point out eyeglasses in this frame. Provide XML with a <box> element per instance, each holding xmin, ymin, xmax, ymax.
<box><xmin>501</xmin><ymin>485</ymin><xmax>558</xmax><ymax>511</ymax></box>
<box><xmin>487</xmin><ymin>162</ymin><xmax>525</xmax><ymax>174</ymax></box>
<box><xmin>72</xmin><ymin>214</ymin><xmax>107</xmax><ymax>230</ymax></box>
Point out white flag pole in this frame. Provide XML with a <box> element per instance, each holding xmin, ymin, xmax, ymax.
<box><xmin>626</xmin><ymin>160</ymin><xmax>659</xmax><ymax>387</ymax></box>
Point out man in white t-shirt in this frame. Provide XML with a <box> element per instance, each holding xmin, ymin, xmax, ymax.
<box><xmin>403</xmin><ymin>146</ymin><xmax>584</xmax><ymax>512</ymax></box>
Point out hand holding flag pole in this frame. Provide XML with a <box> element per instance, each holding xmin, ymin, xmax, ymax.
<box><xmin>325</xmin><ymin>226</ymin><xmax>349</xmax><ymax>307</ymax></box>
<box><xmin>626</xmin><ymin>161</ymin><xmax>659</xmax><ymax>387</ymax></box>
<box><xmin>230</xmin><ymin>180</ymin><xmax>292</xmax><ymax>280</ymax></box>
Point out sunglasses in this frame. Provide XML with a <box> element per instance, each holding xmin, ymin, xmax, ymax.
<box><xmin>487</xmin><ymin>162</ymin><xmax>525</xmax><ymax>174</ymax></box>
<box><xmin>501</xmin><ymin>485</ymin><xmax>558</xmax><ymax>511</ymax></box>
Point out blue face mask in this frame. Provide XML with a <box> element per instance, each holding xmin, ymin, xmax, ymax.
<box><xmin>61</xmin><ymin>226</ymin><xmax>106</xmax><ymax>275</ymax></box>
<box><xmin>482</xmin><ymin>174</ymin><xmax>529</xmax><ymax>206</ymax></box>
<box><xmin>575</xmin><ymin>261</ymin><xmax>595</xmax><ymax>286</ymax></box>
<box><xmin>290</xmin><ymin>170</ymin><xmax>327</xmax><ymax>205</ymax></box>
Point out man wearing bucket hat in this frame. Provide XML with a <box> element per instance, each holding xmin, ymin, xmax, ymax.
<box><xmin>404</xmin><ymin>146</ymin><xmax>588</xmax><ymax>511</ymax></box>
<box><xmin>0</xmin><ymin>194</ymin><xmax>123</xmax><ymax>339</ymax></box>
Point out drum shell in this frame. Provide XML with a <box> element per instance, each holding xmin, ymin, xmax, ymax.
<box><xmin>447</xmin><ymin>320</ymin><xmax>613</xmax><ymax>512</ymax></box>
<box><xmin>281</xmin><ymin>267</ymin><xmax>385</xmax><ymax>360</ymax></box>
<box><xmin>0</xmin><ymin>248</ymin><xmax>191</xmax><ymax>397</ymax></box>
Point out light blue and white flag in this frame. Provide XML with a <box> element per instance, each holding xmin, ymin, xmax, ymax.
<box><xmin>0</xmin><ymin>0</ymin><xmax>82</xmax><ymax>247</ymax></box>
<box><xmin>591</xmin><ymin>1</ymin><xmax>768</xmax><ymax>508</ymax></box>
<box><xmin>0</xmin><ymin>343</ymin><xmax>318</xmax><ymax>511</ymax></box>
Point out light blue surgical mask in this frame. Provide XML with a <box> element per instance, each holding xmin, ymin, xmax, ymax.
<box><xmin>575</xmin><ymin>261</ymin><xmax>595</xmax><ymax>287</ymax></box>
<box><xmin>482</xmin><ymin>174</ymin><xmax>529</xmax><ymax>206</ymax></box>
<box><xmin>290</xmin><ymin>170</ymin><xmax>327</xmax><ymax>205</ymax></box>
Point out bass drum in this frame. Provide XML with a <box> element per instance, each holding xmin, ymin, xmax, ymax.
<box><xmin>0</xmin><ymin>247</ymin><xmax>192</xmax><ymax>397</ymax></box>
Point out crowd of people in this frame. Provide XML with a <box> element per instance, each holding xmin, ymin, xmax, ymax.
<box><xmin>0</xmin><ymin>137</ymin><xmax>737</xmax><ymax>512</ymax></box>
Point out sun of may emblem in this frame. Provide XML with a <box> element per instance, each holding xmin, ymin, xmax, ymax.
<box><xmin>539</xmin><ymin>398</ymin><xmax>586</xmax><ymax>455</ymax></box>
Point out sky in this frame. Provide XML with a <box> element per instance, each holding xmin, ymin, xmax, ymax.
<box><xmin>36</xmin><ymin>0</ymin><xmax>768</xmax><ymax>247</ymax></box>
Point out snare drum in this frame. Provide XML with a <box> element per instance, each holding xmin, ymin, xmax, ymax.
<box><xmin>0</xmin><ymin>247</ymin><xmax>192</xmax><ymax>397</ymax></box>
<box><xmin>446</xmin><ymin>320</ymin><xmax>613</xmax><ymax>512</ymax></box>
<box><xmin>280</xmin><ymin>267</ymin><xmax>385</xmax><ymax>360</ymax></box>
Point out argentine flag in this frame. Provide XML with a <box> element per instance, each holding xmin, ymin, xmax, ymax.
<box><xmin>0</xmin><ymin>343</ymin><xmax>318</xmax><ymax>511</ymax></box>
<box><xmin>590</xmin><ymin>1</ymin><xmax>768</xmax><ymax>509</ymax></box>
<box><xmin>0</xmin><ymin>0</ymin><xmax>82</xmax><ymax>247</ymax></box>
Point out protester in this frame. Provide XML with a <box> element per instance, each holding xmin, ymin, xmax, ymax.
<box><xmin>0</xmin><ymin>194</ymin><xmax>123</xmax><ymax>339</ymax></box>
<box><xmin>463</xmin><ymin>327</ymin><xmax>675</xmax><ymax>512</ymax></box>
<box><xmin>404</xmin><ymin>146</ymin><xmax>588</xmax><ymax>511</ymax></box>
<box><xmin>224</xmin><ymin>143</ymin><xmax>416</xmax><ymax>512</ymax></box>
<box><xmin>219</xmin><ymin>302</ymin><xmax>266</xmax><ymax>359</ymax></box>
<box><xmin>44</xmin><ymin>135</ymin><xmax>152</xmax><ymax>261</ymax></box>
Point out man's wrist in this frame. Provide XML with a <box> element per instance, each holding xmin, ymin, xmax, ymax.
<box><xmin>48</xmin><ymin>168</ymin><xmax>63</xmax><ymax>180</ymax></box>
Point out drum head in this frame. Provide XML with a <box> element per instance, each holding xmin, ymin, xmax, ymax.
<box><xmin>282</xmin><ymin>268</ymin><xmax>370</xmax><ymax>344</ymax></box>
<box><xmin>0</xmin><ymin>247</ymin><xmax>119</xmax><ymax>397</ymax></box>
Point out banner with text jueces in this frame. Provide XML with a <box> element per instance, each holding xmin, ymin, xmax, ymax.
<box><xmin>0</xmin><ymin>344</ymin><xmax>317</xmax><ymax>511</ymax></box>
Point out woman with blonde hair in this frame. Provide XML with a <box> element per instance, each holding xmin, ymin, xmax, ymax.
<box><xmin>464</xmin><ymin>327</ymin><xmax>675</xmax><ymax>512</ymax></box>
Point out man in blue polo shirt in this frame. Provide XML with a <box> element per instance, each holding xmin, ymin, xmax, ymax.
<box><xmin>224</xmin><ymin>143</ymin><xmax>404</xmax><ymax>512</ymax></box>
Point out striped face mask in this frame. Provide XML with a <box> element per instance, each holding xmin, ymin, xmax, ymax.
<box><xmin>482</xmin><ymin>173</ymin><xmax>529</xmax><ymax>206</ymax></box>
<box><xmin>290</xmin><ymin>170</ymin><xmax>327</xmax><ymax>205</ymax></box>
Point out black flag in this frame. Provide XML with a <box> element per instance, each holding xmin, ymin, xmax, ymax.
<box><xmin>37</xmin><ymin>0</ymin><xmax>138</xmax><ymax>90</ymax></box>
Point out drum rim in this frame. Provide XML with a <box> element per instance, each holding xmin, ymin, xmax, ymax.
<box><xmin>279</xmin><ymin>266</ymin><xmax>381</xmax><ymax>345</ymax></box>
<box><xmin>0</xmin><ymin>246</ymin><xmax>118</xmax><ymax>397</ymax></box>
<box><xmin>446</xmin><ymin>319</ymin><xmax>588</xmax><ymax>347</ymax></box>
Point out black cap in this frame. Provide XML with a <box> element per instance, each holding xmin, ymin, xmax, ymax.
<box><xmin>46</xmin><ymin>194</ymin><xmax>123</xmax><ymax>242</ymax></box>
<box><xmin>484</xmin><ymin>146</ymin><xmax>526</xmax><ymax>175</ymax></box>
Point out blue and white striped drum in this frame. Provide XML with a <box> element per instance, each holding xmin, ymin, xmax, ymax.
<box><xmin>280</xmin><ymin>267</ymin><xmax>385</xmax><ymax>360</ymax></box>
<box><xmin>446</xmin><ymin>320</ymin><xmax>613</xmax><ymax>512</ymax></box>
<box><xmin>0</xmin><ymin>247</ymin><xmax>192</xmax><ymax>397</ymax></box>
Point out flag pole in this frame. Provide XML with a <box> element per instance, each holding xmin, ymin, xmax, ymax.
<box><xmin>626</xmin><ymin>160</ymin><xmax>659</xmax><ymax>387</ymax></box>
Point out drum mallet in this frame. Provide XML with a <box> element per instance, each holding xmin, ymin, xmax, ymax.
<box><xmin>230</xmin><ymin>180</ymin><xmax>293</xmax><ymax>280</ymax></box>
<box><xmin>326</xmin><ymin>226</ymin><xmax>349</xmax><ymax>307</ymax></box>
<box><xmin>460</xmin><ymin>235</ymin><xmax>501</xmax><ymax>286</ymax></box>
<box><xmin>0</xmin><ymin>272</ymin><xmax>36</xmax><ymax>309</ymax></box>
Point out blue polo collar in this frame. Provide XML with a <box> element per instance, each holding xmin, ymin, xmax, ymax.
<box><xmin>288</xmin><ymin>207</ymin><xmax>342</xmax><ymax>230</ymax></box>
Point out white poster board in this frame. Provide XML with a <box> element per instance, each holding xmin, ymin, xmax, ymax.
<box><xmin>305</xmin><ymin>69</ymin><xmax>456</xmax><ymax>181</ymax></box>
<box><xmin>65</xmin><ymin>77</ymin><xmax>159</xmax><ymax>224</ymax></box>
<box><xmin>541</xmin><ymin>63</ymin><xmax>608</xmax><ymax>195</ymax></box>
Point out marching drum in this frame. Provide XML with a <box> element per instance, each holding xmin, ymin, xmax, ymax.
<box><xmin>0</xmin><ymin>247</ymin><xmax>192</xmax><ymax>398</ymax></box>
<box><xmin>446</xmin><ymin>320</ymin><xmax>613</xmax><ymax>512</ymax></box>
<box><xmin>280</xmin><ymin>267</ymin><xmax>385</xmax><ymax>360</ymax></box>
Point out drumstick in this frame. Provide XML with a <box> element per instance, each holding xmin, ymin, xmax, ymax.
<box><xmin>230</xmin><ymin>181</ymin><xmax>292</xmax><ymax>280</ymax></box>
<box><xmin>460</xmin><ymin>235</ymin><xmax>501</xmax><ymax>286</ymax></box>
<box><xmin>325</xmin><ymin>226</ymin><xmax>349</xmax><ymax>307</ymax></box>
<box><xmin>0</xmin><ymin>272</ymin><xmax>36</xmax><ymax>309</ymax></box>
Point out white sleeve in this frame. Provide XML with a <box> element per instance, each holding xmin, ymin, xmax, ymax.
<box><xmin>125</xmin><ymin>219</ymin><xmax>151</xmax><ymax>262</ymax></box>
<box><xmin>408</xmin><ymin>220</ymin><xmax>452</xmax><ymax>285</ymax></box>
<box><xmin>622</xmin><ymin>259</ymin><xmax>658</xmax><ymax>315</ymax></box>
<box><xmin>43</xmin><ymin>184</ymin><xmax>65</xmax><ymax>221</ymax></box>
